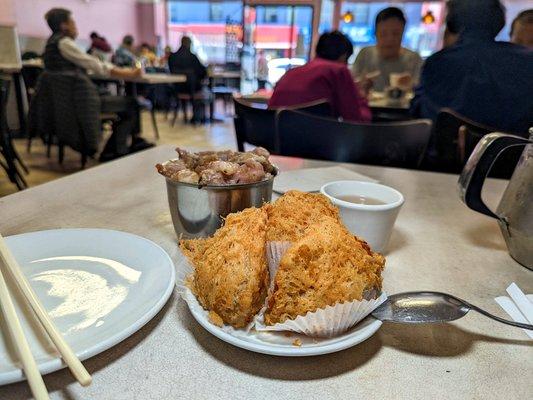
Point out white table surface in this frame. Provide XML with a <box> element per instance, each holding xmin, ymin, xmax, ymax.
<box><xmin>0</xmin><ymin>145</ymin><xmax>531</xmax><ymax>399</ymax></box>
<box><xmin>0</xmin><ymin>63</ymin><xmax>22</xmax><ymax>73</ymax></box>
<box><xmin>17</xmin><ymin>59</ymin><xmax>186</xmax><ymax>84</ymax></box>
<box><xmin>209</xmin><ymin>71</ymin><xmax>241</xmax><ymax>79</ymax></box>
<box><xmin>240</xmin><ymin>91</ymin><xmax>412</xmax><ymax>111</ymax></box>
<box><xmin>90</xmin><ymin>72</ymin><xmax>186</xmax><ymax>84</ymax></box>
<box><xmin>368</xmin><ymin>91</ymin><xmax>412</xmax><ymax>110</ymax></box>
<box><xmin>21</xmin><ymin>59</ymin><xmax>43</xmax><ymax>69</ymax></box>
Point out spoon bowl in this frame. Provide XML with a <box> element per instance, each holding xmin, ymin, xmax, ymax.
<box><xmin>372</xmin><ymin>291</ymin><xmax>533</xmax><ymax>330</ymax></box>
<box><xmin>372</xmin><ymin>292</ymin><xmax>470</xmax><ymax>323</ymax></box>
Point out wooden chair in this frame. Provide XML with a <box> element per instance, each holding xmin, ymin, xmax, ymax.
<box><xmin>276</xmin><ymin>109</ymin><xmax>432</xmax><ymax>169</ymax></box>
<box><xmin>233</xmin><ymin>97</ymin><xmax>331</xmax><ymax>153</ymax></box>
<box><xmin>429</xmin><ymin>108</ymin><xmax>523</xmax><ymax>178</ymax></box>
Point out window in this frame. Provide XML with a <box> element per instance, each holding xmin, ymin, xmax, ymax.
<box><xmin>265</xmin><ymin>7</ymin><xmax>280</xmax><ymax>24</ymax></box>
<box><xmin>210</xmin><ymin>3</ymin><xmax>224</xmax><ymax>22</ymax></box>
<box><xmin>319</xmin><ymin>0</ymin><xmax>335</xmax><ymax>33</ymax></box>
<box><xmin>166</xmin><ymin>1</ymin><xmax>243</xmax><ymax>64</ymax></box>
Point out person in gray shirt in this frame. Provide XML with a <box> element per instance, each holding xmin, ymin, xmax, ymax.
<box><xmin>353</xmin><ymin>7</ymin><xmax>423</xmax><ymax>92</ymax></box>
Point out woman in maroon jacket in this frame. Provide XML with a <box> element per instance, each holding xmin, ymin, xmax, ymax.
<box><xmin>268</xmin><ymin>31</ymin><xmax>371</xmax><ymax>123</ymax></box>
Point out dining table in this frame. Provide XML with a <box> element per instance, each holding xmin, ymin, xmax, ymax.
<box><xmin>2</xmin><ymin>58</ymin><xmax>187</xmax><ymax>140</ymax></box>
<box><xmin>90</xmin><ymin>72</ymin><xmax>186</xmax><ymax>86</ymax></box>
<box><xmin>0</xmin><ymin>145</ymin><xmax>531</xmax><ymax>399</ymax></box>
<box><xmin>368</xmin><ymin>91</ymin><xmax>411</xmax><ymax>109</ymax></box>
<box><xmin>240</xmin><ymin>90</ymin><xmax>413</xmax><ymax>121</ymax></box>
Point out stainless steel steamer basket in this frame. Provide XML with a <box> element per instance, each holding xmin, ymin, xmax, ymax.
<box><xmin>165</xmin><ymin>169</ymin><xmax>277</xmax><ymax>238</ymax></box>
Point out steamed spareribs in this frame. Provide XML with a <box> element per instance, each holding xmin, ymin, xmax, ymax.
<box><xmin>180</xmin><ymin>207</ymin><xmax>269</xmax><ymax>328</ymax></box>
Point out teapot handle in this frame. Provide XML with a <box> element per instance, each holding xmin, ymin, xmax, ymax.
<box><xmin>458</xmin><ymin>133</ymin><xmax>531</xmax><ymax>219</ymax></box>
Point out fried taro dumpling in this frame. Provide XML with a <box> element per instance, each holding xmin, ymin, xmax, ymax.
<box><xmin>264</xmin><ymin>217</ymin><xmax>385</xmax><ymax>325</ymax></box>
<box><xmin>180</xmin><ymin>207</ymin><xmax>269</xmax><ymax>328</ymax></box>
<box><xmin>266</xmin><ymin>190</ymin><xmax>341</xmax><ymax>242</ymax></box>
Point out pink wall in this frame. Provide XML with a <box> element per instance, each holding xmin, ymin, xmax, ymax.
<box><xmin>137</xmin><ymin>2</ymin><xmax>157</xmax><ymax>46</ymax></box>
<box><xmin>0</xmin><ymin>0</ymin><xmax>16</xmax><ymax>26</ymax></box>
<box><xmin>9</xmin><ymin>0</ymin><xmax>141</xmax><ymax>47</ymax></box>
<box><xmin>135</xmin><ymin>1</ymin><xmax>169</xmax><ymax>47</ymax></box>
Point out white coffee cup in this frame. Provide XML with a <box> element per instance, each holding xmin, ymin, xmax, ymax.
<box><xmin>389</xmin><ymin>72</ymin><xmax>412</xmax><ymax>90</ymax></box>
<box><xmin>320</xmin><ymin>180</ymin><xmax>404</xmax><ymax>253</ymax></box>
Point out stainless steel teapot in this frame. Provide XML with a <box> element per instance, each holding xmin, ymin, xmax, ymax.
<box><xmin>458</xmin><ymin>130</ymin><xmax>533</xmax><ymax>269</ymax></box>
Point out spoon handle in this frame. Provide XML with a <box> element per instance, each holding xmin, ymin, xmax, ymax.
<box><xmin>460</xmin><ymin>298</ymin><xmax>533</xmax><ymax>330</ymax></box>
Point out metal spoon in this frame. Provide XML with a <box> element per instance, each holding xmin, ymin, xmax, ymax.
<box><xmin>371</xmin><ymin>291</ymin><xmax>533</xmax><ymax>330</ymax></box>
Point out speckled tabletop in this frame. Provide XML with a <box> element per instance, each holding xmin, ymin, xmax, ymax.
<box><xmin>0</xmin><ymin>145</ymin><xmax>531</xmax><ymax>400</ymax></box>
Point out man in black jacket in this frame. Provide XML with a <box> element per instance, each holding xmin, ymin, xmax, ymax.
<box><xmin>168</xmin><ymin>36</ymin><xmax>207</xmax><ymax>92</ymax></box>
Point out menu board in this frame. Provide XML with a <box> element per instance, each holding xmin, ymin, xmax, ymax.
<box><xmin>0</xmin><ymin>25</ymin><xmax>22</xmax><ymax>70</ymax></box>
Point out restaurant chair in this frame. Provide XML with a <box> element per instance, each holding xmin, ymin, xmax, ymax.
<box><xmin>20</xmin><ymin>52</ymin><xmax>43</xmax><ymax>106</ymax></box>
<box><xmin>209</xmin><ymin>68</ymin><xmax>241</xmax><ymax>117</ymax></box>
<box><xmin>28</xmin><ymin>70</ymin><xmax>100</xmax><ymax>169</ymax></box>
<box><xmin>233</xmin><ymin>98</ymin><xmax>331</xmax><ymax>153</ymax></box>
<box><xmin>170</xmin><ymin>70</ymin><xmax>212</xmax><ymax>125</ymax></box>
<box><xmin>276</xmin><ymin>109</ymin><xmax>432</xmax><ymax>169</ymax></box>
<box><xmin>428</xmin><ymin>108</ymin><xmax>522</xmax><ymax>178</ymax></box>
<box><xmin>212</xmin><ymin>86</ymin><xmax>237</xmax><ymax>116</ymax></box>
<box><xmin>0</xmin><ymin>78</ymin><xmax>27</xmax><ymax>190</ymax></box>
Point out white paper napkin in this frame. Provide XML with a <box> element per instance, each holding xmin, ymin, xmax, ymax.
<box><xmin>273</xmin><ymin>166</ymin><xmax>377</xmax><ymax>194</ymax></box>
<box><xmin>494</xmin><ymin>282</ymin><xmax>533</xmax><ymax>339</ymax></box>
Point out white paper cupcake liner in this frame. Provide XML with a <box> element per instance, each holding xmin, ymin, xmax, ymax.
<box><xmin>266</xmin><ymin>241</ymin><xmax>292</xmax><ymax>281</ymax></box>
<box><xmin>254</xmin><ymin>292</ymin><xmax>387</xmax><ymax>338</ymax></box>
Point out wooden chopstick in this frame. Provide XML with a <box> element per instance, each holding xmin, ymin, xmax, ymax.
<box><xmin>0</xmin><ymin>234</ymin><xmax>92</xmax><ymax>387</ymax></box>
<box><xmin>0</xmin><ymin>262</ymin><xmax>49</xmax><ymax>399</ymax></box>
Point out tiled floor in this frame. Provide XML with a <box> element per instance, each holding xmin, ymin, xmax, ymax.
<box><xmin>0</xmin><ymin>110</ymin><xmax>237</xmax><ymax>197</ymax></box>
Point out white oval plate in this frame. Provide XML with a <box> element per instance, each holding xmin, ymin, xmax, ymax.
<box><xmin>177</xmin><ymin>253</ymin><xmax>381</xmax><ymax>357</ymax></box>
<box><xmin>0</xmin><ymin>229</ymin><xmax>175</xmax><ymax>385</ymax></box>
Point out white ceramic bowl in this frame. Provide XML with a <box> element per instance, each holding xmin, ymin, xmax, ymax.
<box><xmin>320</xmin><ymin>180</ymin><xmax>404</xmax><ymax>253</ymax></box>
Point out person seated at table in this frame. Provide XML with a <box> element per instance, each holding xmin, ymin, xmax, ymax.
<box><xmin>410</xmin><ymin>0</ymin><xmax>533</xmax><ymax>134</ymax></box>
<box><xmin>256</xmin><ymin>50</ymin><xmax>269</xmax><ymax>90</ymax></box>
<box><xmin>160</xmin><ymin>45</ymin><xmax>172</xmax><ymax>68</ymax></box>
<box><xmin>510</xmin><ymin>9</ymin><xmax>533</xmax><ymax>48</ymax></box>
<box><xmin>139</xmin><ymin>43</ymin><xmax>157</xmax><ymax>67</ymax></box>
<box><xmin>88</xmin><ymin>32</ymin><xmax>112</xmax><ymax>61</ymax></box>
<box><xmin>114</xmin><ymin>35</ymin><xmax>137</xmax><ymax>67</ymax></box>
<box><xmin>353</xmin><ymin>7</ymin><xmax>423</xmax><ymax>92</ymax></box>
<box><xmin>268</xmin><ymin>31</ymin><xmax>371</xmax><ymax>123</ymax></box>
<box><xmin>168</xmin><ymin>36</ymin><xmax>207</xmax><ymax>91</ymax></box>
<box><xmin>43</xmin><ymin>8</ymin><xmax>153</xmax><ymax>161</ymax></box>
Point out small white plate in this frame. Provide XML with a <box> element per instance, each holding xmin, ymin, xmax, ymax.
<box><xmin>177</xmin><ymin>253</ymin><xmax>382</xmax><ymax>357</ymax></box>
<box><xmin>0</xmin><ymin>229</ymin><xmax>175</xmax><ymax>385</ymax></box>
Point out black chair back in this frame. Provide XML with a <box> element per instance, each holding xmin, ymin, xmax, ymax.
<box><xmin>272</xmin><ymin>99</ymin><xmax>332</xmax><ymax>117</ymax></box>
<box><xmin>21</xmin><ymin>66</ymin><xmax>42</xmax><ymax>103</ymax></box>
<box><xmin>430</xmin><ymin>108</ymin><xmax>522</xmax><ymax>178</ymax></box>
<box><xmin>0</xmin><ymin>78</ymin><xmax>8</xmax><ymax>131</ymax></box>
<box><xmin>233</xmin><ymin>98</ymin><xmax>332</xmax><ymax>153</ymax></box>
<box><xmin>1</xmin><ymin>78</ymin><xmax>27</xmax><ymax>189</ymax></box>
<box><xmin>233</xmin><ymin>97</ymin><xmax>276</xmax><ymax>152</ymax></box>
<box><xmin>170</xmin><ymin>69</ymin><xmax>197</xmax><ymax>96</ymax></box>
<box><xmin>276</xmin><ymin>109</ymin><xmax>432</xmax><ymax>168</ymax></box>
